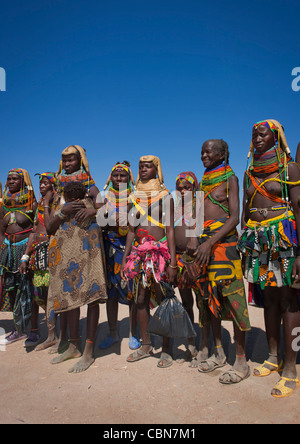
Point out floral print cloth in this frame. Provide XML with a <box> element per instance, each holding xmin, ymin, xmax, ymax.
<box><xmin>47</xmin><ymin>199</ymin><xmax>107</xmax><ymax>313</ymax></box>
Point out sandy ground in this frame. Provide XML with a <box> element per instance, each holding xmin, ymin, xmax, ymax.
<box><xmin>0</xmin><ymin>291</ymin><xmax>299</xmax><ymax>425</ymax></box>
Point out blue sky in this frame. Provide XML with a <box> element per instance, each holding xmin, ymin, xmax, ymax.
<box><xmin>1</xmin><ymin>0</ymin><xmax>299</xmax><ymax>197</ymax></box>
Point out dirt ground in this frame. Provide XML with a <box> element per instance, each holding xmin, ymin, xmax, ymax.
<box><xmin>0</xmin><ymin>290</ymin><xmax>299</xmax><ymax>425</ymax></box>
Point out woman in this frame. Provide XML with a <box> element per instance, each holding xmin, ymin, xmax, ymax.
<box><xmin>20</xmin><ymin>172</ymin><xmax>58</xmax><ymax>349</ymax></box>
<box><xmin>193</xmin><ymin>140</ymin><xmax>251</xmax><ymax>384</ymax></box>
<box><xmin>47</xmin><ymin>181</ymin><xmax>107</xmax><ymax>373</ymax></box>
<box><xmin>98</xmin><ymin>161</ymin><xmax>140</xmax><ymax>350</ymax></box>
<box><xmin>45</xmin><ymin>145</ymin><xmax>105</xmax><ymax>371</ymax></box>
<box><xmin>238</xmin><ymin>120</ymin><xmax>300</xmax><ymax>398</ymax></box>
<box><xmin>0</xmin><ymin>168</ymin><xmax>37</xmax><ymax>344</ymax></box>
<box><xmin>121</xmin><ymin>155</ymin><xmax>177</xmax><ymax>368</ymax></box>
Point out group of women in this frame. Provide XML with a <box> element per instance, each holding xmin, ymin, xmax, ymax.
<box><xmin>0</xmin><ymin>118</ymin><xmax>300</xmax><ymax>397</ymax></box>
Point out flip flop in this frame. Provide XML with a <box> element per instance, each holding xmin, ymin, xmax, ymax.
<box><xmin>157</xmin><ymin>352</ymin><xmax>173</xmax><ymax>368</ymax></box>
<box><xmin>198</xmin><ymin>355</ymin><xmax>227</xmax><ymax>373</ymax></box>
<box><xmin>126</xmin><ymin>346</ymin><xmax>153</xmax><ymax>362</ymax></box>
<box><xmin>98</xmin><ymin>336</ymin><xmax>120</xmax><ymax>350</ymax></box>
<box><xmin>129</xmin><ymin>336</ymin><xmax>141</xmax><ymax>350</ymax></box>
<box><xmin>219</xmin><ymin>366</ymin><xmax>251</xmax><ymax>384</ymax></box>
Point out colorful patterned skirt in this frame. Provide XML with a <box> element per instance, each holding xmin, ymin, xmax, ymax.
<box><xmin>0</xmin><ymin>238</ymin><xmax>28</xmax><ymax>312</ymax></box>
<box><xmin>237</xmin><ymin>211</ymin><xmax>297</xmax><ymax>290</ymax></box>
<box><xmin>48</xmin><ymin>213</ymin><xmax>108</xmax><ymax>314</ymax></box>
<box><xmin>29</xmin><ymin>239</ymin><xmax>50</xmax><ymax>287</ymax></box>
<box><xmin>103</xmin><ymin>230</ymin><xmax>133</xmax><ymax>305</ymax></box>
<box><xmin>196</xmin><ymin>218</ymin><xmax>251</xmax><ymax>331</ymax></box>
<box><xmin>123</xmin><ymin>236</ymin><xmax>170</xmax><ymax>308</ymax></box>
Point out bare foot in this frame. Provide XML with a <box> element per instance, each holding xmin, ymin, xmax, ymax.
<box><xmin>48</xmin><ymin>339</ymin><xmax>69</xmax><ymax>355</ymax></box>
<box><xmin>68</xmin><ymin>356</ymin><xmax>95</xmax><ymax>373</ymax></box>
<box><xmin>189</xmin><ymin>349</ymin><xmax>209</xmax><ymax>368</ymax></box>
<box><xmin>51</xmin><ymin>343</ymin><xmax>81</xmax><ymax>364</ymax></box>
<box><xmin>35</xmin><ymin>337</ymin><xmax>58</xmax><ymax>352</ymax></box>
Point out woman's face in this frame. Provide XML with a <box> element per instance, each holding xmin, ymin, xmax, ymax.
<box><xmin>7</xmin><ymin>173</ymin><xmax>22</xmax><ymax>194</ymax></box>
<box><xmin>201</xmin><ymin>141</ymin><xmax>224</xmax><ymax>170</ymax></box>
<box><xmin>111</xmin><ymin>169</ymin><xmax>129</xmax><ymax>190</ymax></box>
<box><xmin>62</xmin><ymin>154</ymin><xmax>81</xmax><ymax>174</ymax></box>
<box><xmin>139</xmin><ymin>161</ymin><xmax>157</xmax><ymax>181</ymax></box>
<box><xmin>252</xmin><ymin>125</ymin><xmax>276</xmax><ymax>153</ymax></box>
<box><xmin>176</xmin><ymin>179</ymin><xmax>194</xmax><ymax>202</ymax></box>
<box><xmin>40</xmin><ymin>177</ymin><xmax>53</xmax><ymax>197</ymax></box>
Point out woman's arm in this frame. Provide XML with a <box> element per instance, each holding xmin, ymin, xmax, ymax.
<box><xmin>120</xmin><ymin>224</ymin><xmax>135</xmax><ymax>280</ymax></box>
<box><xmin>19</xmin><ymin>229</ymin><xmax>36</xmax><ymax>274</ymax></box>
<box><xmin>287</xmin><ymin>162</ymin><xmax>300</xmax><ymax>282</ymax></box>
<box><xmin>165</xmin><ymin>196</ymin><xmax>177</xmax><ymax>284</ymax></box>
<box><xmin>195</xmin><ymin>176</ymin><xmax>240</xmax><ymax>267</ymax></box>
<box><xmin>241</xmin><ymin>172</ymin><xmax>249</xmax><ymax>228</ymax></box>
<box><xmin>0</xmin><ymin>206</ymin><xmax>5</xmax><ymax>246</ymax></box>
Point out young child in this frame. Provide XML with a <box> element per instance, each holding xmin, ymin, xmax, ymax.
<box><xmin>174</xmin><ymin>171</ymin><xmax>203</xmax><ymax>362</ymax></box>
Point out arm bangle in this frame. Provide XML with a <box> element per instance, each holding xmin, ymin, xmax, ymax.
<box><xmin>168</xmin><ymin>264</ymin><xmax>178</xmax><ymax>269</ymax></box>
<box><xmin>21</xmin><ymin>255</ymin><xmax>30</xmax><ymax>262</ymax></box>
<box><xmin>57</xmin><ymin>210</ymin><xmax>67</xmax><ymax>220</ymax></box>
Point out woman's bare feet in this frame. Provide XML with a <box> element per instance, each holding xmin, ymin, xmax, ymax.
<box><xmin>51</xmin><ymin>343</ymin><xmax>81</xmax><ymax>364</ymax></box>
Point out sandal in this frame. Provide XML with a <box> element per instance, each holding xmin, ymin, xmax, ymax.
<box><xmin>126</xmin><ymin>345</ymin><xmax>153</xmax><ymax>363</ymax></box>
<box><xmin>219</xmin><ymin>366</ymin><xmax>251</xmax><ymax>385</ymax></box>
<box><xmin>198</xmin><ymin>355</ymin><xmax>227</xmax><ymax>373</ymax></box>
<box><xmin>271</xmin><ymin>377</ymin><xmax>300</xmax><ymax>398</ymax></box>
<box><xmin>157</xmin><ymin>352</ymin><xmax>173</xmax><ymax>368</ymax></box>
<box><xmin>253</xmin><ymin>360</ymin><xmax>283</xmax><ymax>377</ymax></box>
<box><xmin>129</xmin><ymin>336</ymin><xmax>141</xmax><ymax>350</ymax></box>
<box><xmin>98</xmin><ymin>335</ymin><xmax>120</xmax><ymax>350</ymax></box>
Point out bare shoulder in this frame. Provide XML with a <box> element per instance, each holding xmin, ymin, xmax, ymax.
<box><xmin>288</xmin><ymin>162</ymin><xmax>300</xmax><ymax>181</ymax></box>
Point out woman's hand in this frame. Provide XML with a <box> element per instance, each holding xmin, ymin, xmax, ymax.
<box><xmin>75</xmin><ymin>207</ymin><xmax>96</xmax><ymax>223</ymax></box>
<box><xmin>120</xmin><ymin>262</ymin><xmax>127</xmax><ymax>281</ymax></box>
<box><xmin>194</xmin><ymin>240</ymin><xmax>213</xmax><ymax>267</ymax></box>
<box><xmin>292</xmin><ymin>257</ymin><xmax>300</xmax><ymax>283</ymax></box>
<box><xmin>44</xmin><ymin>190</ymin><xmax>54</xmax><ymax>206</ymax></box>
<box><xmin>167</xmin><ymin>265</ymin><xmax>177</xmax><ymax>284</ymax></box>
<box><xmin>61</xmin><ymin>201</ymin><xmax>86</xmax><ymax>217</ymax></box>
<box><xmin>20</xmin><ymin>261</ymin><xmax>28</xmax><ymax>275</ymax></box>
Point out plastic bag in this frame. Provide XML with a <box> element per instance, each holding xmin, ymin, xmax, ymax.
<box><xmin>147</xmin><ymin>281</ymin><xmax>196</xmax><ymax>338</ymax></box>
<box><xmin>13</xmin><ymin>275</ymin><xmax>32</xmax><ymax>334</ymax></box>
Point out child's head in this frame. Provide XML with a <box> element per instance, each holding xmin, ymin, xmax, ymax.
<box><xmin>63</xmin><ymin>182</ymin><xmax>86</xmax><ymax>202</ymax></box>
